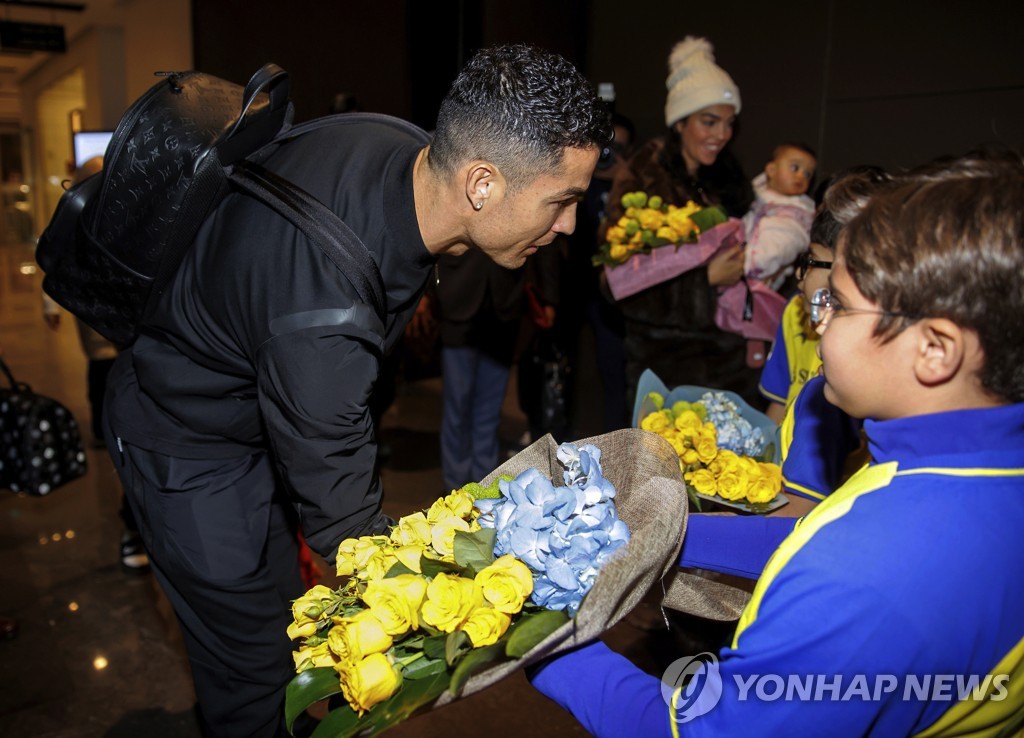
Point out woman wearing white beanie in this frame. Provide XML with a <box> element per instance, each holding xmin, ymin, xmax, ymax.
<box><xmin>603</xmin><ymin>36</ymin><xmax>756</xmax><ymax>407</ymax></box>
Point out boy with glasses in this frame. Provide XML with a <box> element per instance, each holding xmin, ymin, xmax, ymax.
<box><xmin>530</xmin><ymin>151</ymin><xmax>1024</xmax><ymax>738</ymax></box>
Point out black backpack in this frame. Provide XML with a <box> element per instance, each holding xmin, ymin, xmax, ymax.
<box><xmin>36</xmin><ymin>64</ymin><xmax>415</xmax><ymax>348</ymax></box>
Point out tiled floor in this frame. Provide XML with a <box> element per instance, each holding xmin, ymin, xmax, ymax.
<box><xmin>0</xmin><ymin>236</ymin><xmax>730</xmax><ymax>737</ymax></box>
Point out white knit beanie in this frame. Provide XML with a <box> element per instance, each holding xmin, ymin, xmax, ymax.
<box><xmin>664</xmin><ymin>37</ymin><xmax>741</xmax><ymax>127</ymax></box>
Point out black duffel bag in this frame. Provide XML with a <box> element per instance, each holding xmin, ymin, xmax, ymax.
<box><xmin>0</xmin><ymin>357</ymin><xmax>87</xmax><ymax>496</ymax></box>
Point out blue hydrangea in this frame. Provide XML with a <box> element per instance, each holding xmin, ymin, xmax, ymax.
<box><xmin>699</xmin><ymin>391</ymin><xmax>766</xmax><ymax>457</ymax></box>
<box><xmin>474</xmin><ymin>442</ymin><xmax>630</xmax><ymax>616</ymax></box>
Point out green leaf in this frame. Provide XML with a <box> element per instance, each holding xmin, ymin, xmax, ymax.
<box><xmin>401</xmin><ymin>655</ymin><xmax>448</xmax><ymax>681</ymax></box>
<box><xmin>308</xmin><ymin>668</ymin><xmax>451</xmax><ymax>738</ymax></box>
<box><xmin>419</xmin><ymin>556</ymin><xmax>462</xmax><ymax>579</ymax></box>
<box><xmin>383</xmin><ymin>560</ymin><xmax>417</xmax><ymax>579</ymax></box>
<box><xmin>448</xmin><ymin>642</ymin><xmax>505</xmax><ymax>697</ymax></box>
<box><xmin>285</xmin><ymin>667</ymin><xmax>341</xmax><ymax>735</ymax></box>
<box><xmin>421</xmin><ymin>634</ymin><xmax>448</xmax><ymax>660</ymax></box>
<box><xmin>504</xmin><ymin>609</ymin><xmax>569</xmax><ymax>658</ymax></box>
<box><xmin>397</xmin><ymin>635</ymin><xmax>424</xmax><ymax>651</ymax></box>
<box><xmin>444</xmin><ymin>629</ymin><xmax>472</xmax><ymax>667</ymax></box>
<box><xmin>452</xmin><ymin>528</ymin><xmax>496</xmax><ymax>573</ymax></box>
<box><xmin>690</xmin><ymin>205</ymin><xmax>728</xmax><ymax>232</ymax></box>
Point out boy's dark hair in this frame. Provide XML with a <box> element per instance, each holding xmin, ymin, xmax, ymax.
<box><xmin>429</xmin><ymin>44</ymin><xmax>612</xmax><ymax>193</ymax></box>
<box><xmin>810</xmin><ymin>166</ymin><xmax>892</xmax><ymax>249</ymax></box>
<box><xmin>841</xmin><ymin>153</ymin><xmax>1024</xmax><ymax>402</ymax></box>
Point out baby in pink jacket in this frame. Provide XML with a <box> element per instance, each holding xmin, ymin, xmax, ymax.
<box><xmin>742</xmin><ymin>143</ymin><xmax>816</xmax><ymax>287</ymax></box>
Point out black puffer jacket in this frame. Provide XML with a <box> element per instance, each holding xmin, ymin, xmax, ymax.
<box><xmin>106</xmin><ymin>117</ymin><xmax>434</xmax><ymax>557</ymax></box>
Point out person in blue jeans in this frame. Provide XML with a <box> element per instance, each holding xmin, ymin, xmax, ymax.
<box><xmin>433</xmin><ymin>247</ymin><xmax>530</xmax><ymax>491</ymax></box>
<box><xmin>529</xmin><ymin>153</ymin><xmax>1024</xmax><ymax>737</ymax></box>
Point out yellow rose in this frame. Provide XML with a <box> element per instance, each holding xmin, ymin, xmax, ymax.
<box><xmin>426</xmin><ymin>496</ymin><xmax>454</xmax><ymax>524</ymax></box>
<box><xmin>287</xmin><ymin>584</ymin><xmax>337</xmax><ymax>640</ymax></box>
<box><xmin>759</xmin><ymin>462</ymin><xmax>783</xmax><ymax>486</ymax></box>
<box><xmin>335</xmin><ymin>536</ymin><xmax>390</xmax><ymax>577</ymax></box>
<box><xmin>361</xmin><ymin>547</ymin><xmax>399</xmax><ymax>583</ymax></box>
<box><xmin>292</xmin><ymin>642</ymin><xmax>337</xmax><ymax>673</ymax></box>
<box><xmin>390</xmin><ymin>512</ymin><xmax>431</xmax><ymax>548</ymax></box>
<box><xmin>327</xmin><ymin>609</ymin><xmax>394</xmax><ymax>662</ymax></box>
<box><xmin>716</xmin><ymin>466</ymin><xmax>749</xmax><ymax>501</ymax></box>
<box><xmin>665</xmin><ymin>209</ymin><xmax>697</xmax><ymax>238</ymax></box>
<box><xmin>637</xmin><ymin>208</ymin><xmax>664</xmax><ymax>231</ymax></box>
<box><xmin>746</xmin><ymin>462</ymin><xmax>782</xmax><ymax>504</ymax></box>
<box><xmin>337</xmin><ymin>652</ymin><xmax>401</xmax><ymax>716</ymax></box>
<box><xmin>695</xmin><ymin>434</ymin><xmax>719</xmax><ymax>465</ymax></box>
<box><xmin>667</xmin><ymin>434</ymin><xmax>688</xmax><ymax>457</ymax></box>
<box><xmin>656</xmin><ymin>226</ymin><xmax>680</xmax><ymax>242</ymax></box>
<box><xmin>475</xmin><ymin>554</ymin><xmax>534</xmax><ymax>614</ymax></box>
<box><xmin>681</xmin><ymin>448</ymin><xmax>700</xmax><ymax>466</ymax></box>
<box><xmin>430</xmin><ymin>513</ymin><xmax>472</xmax><ymax>558</ymax></box>
<box><xmin>746</xmin><ymin>473</ymin><xmax>779</xmax><ymax>504</ymax></box>
<box><xmin>362</xmin><ymin>574</ymin><xmax>428</xmax><ymax>635</ymax></box>
<box><xmin>640</xmin><ymin>410</ymin><xmax>672</xmax><ymax>434</ymax></box>
<box><xmin>617</xmin><ymin>215</ymin><xmax>634</xmax><ymax>228</ymax></box>
<box><xmin>444</xmin><ymin>490</ymin><xmax>476</xmax><ymax>520</ymax></box>
<box><xmin>709</xmin><ymin>449</ymin><xmax>740</xmax><ymax>477</ymax></box>
<box><xmin>673</xmin><ymin>409</ymin><xmax>703</xmax><ymax>437</ymax></box>
<box><xmin>460</xmin><ymin>605</ymin><xmax>512</xmax><ymax>647</ymax></box>
<box><xmin>610</xmin><ymin>244</ymin><xmax>630</xmax><ymax>262</ymax></box>
<box><xmin>686</xmin><ymin>468</ymin><xmax>718</xmax><ymax>496</ymax></box>
<box><xmin>606</xmin><ymin>226</ymin><xmax>628</xmax><ymax>245</ymax></box>
<box><xmin>420</xmin><ymin>573</ymin><xmax>482</xmax><ymax>633</ymax></box>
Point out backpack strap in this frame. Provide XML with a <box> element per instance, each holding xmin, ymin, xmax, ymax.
<box><xmin>227</xmin><ymin>160</ymin><xmax>387</xmax><ymax>326</ymax></box>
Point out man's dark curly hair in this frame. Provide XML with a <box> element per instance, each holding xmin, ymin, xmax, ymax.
<box><xmin>429</xmin><ymin>44</ymin><xmax>613</xmax><ymax>193</ymax></box>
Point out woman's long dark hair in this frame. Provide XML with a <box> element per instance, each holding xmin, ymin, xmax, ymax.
<box><xmin>659</xmin><ymin>122</ymin><xmax>753</xmax><ymax>217</ymax></box>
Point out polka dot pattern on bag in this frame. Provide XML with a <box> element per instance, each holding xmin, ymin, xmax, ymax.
<box><xmin>1</xmin><ymin>376</ymin><xmax>87</xmax><ymax>496</ymax></box>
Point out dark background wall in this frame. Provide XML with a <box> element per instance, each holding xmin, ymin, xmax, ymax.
<box><xmin>192</xmin><ymin>0</ymin><xmax>1024</xmax><ymax>179</ymax></box>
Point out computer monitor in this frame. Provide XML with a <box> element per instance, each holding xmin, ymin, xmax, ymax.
<box><xmin>72</xmin><ymin>130</ymin><xmax>113</xmax><ymax>168</ymax></box>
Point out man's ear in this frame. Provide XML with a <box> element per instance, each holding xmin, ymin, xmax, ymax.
<box><xmin>913</xmin><ymin>318</ymin><xmax>967</xmax><ymax>387</ymax></box>
<box><xmin>464</xmin><ymin>161</ymin><xmax>504</xmax><ymax>211</ymax></box>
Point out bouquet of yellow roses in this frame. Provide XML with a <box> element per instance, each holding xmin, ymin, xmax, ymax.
<box><xmin>633</xmin><ymin>370</ymin><xmax>784</xmax><ymax>513</ymax></box>
<box><xmin>285</xmin><ymin>441</ymin><xmax>633</xmax><ymax>737</ymax></box>
<box><xmin>593</xmin><ymin>191</ymin><xmax>744</xmax><ymax>302</ymax></box>
<box><xmin>593</xmin><ymin>191</ymin><xmax>728</xmax><ymax>267</ymax></box>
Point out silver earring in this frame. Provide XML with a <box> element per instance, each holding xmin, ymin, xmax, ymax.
<box><xmin>474</xmin><ymin>201</ymin><xmax>483</xmax><ymax>210</ymax></box>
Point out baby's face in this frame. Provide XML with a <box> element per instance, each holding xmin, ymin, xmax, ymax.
<box><xmin>766</xmin><ymin>147</ymin><xmax>816</xmax><ymax>197</ymax></box>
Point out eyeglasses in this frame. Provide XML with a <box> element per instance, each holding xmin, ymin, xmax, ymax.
<box><xmin>794</xmin><ymin>251</ymin><xmax>833</xmax><ymax>281</ymax></box>
<box><xmin>809</xmin><ymin>287</ymin><xmax>920</xmax><ymax>326</ymax></box>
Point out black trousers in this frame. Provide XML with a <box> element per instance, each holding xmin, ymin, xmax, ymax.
<box><xmin>107</xmin><ymin>436</ymin><xmax>303</xmax><ymax>738</ymax></box>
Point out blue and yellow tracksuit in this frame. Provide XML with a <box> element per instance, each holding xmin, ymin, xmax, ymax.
<box><xmin>531</xmin><ymin>403</ymin><xmax>1024</xmax><ymax>737</ymax></box>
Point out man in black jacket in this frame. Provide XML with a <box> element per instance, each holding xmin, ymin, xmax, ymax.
<box><xmin>105</xmin><ymin>44</ymin><xmax>610</xmax><ymax>737</ymax></box>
